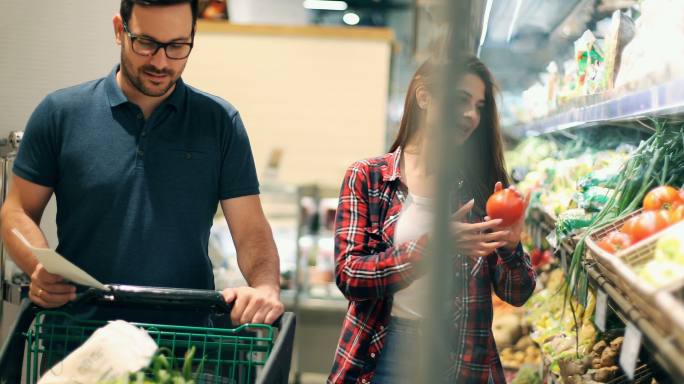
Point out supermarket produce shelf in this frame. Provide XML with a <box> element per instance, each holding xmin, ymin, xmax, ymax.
<box><xmin>512</xmin><ymin>78</ymin><xmax>684</xmax><ymax>136</ymax></box>
<box><xmin>584</xmin><ymin>261</ymin><xmax>684</xmax><ymax>382</ymax></box>
<box><xmin>526</xmin><ymin>210</ymin><xmax>683</xmax><ymax>381</ymax></box>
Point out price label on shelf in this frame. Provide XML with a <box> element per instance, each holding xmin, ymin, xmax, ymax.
<box><xmin>594</xmin><ymin>289</ymin><xmax>607</xmax><ymax>332</ymax></box>
<box><xmin>619</xmin><ymin>321</ymin><xmax>642</xmax><ymax>380</ymax></box>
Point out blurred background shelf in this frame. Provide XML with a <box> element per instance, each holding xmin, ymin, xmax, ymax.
<box><xmin>511</xmin><ymin>78</ymin><xmax>684</xmax><ymax>136</ymax></box>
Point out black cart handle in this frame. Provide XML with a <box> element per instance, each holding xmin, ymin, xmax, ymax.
<box><xmin>74</xmin><ymin>285</ymin><xmax>232</xmax><ymax>313</ymax></box>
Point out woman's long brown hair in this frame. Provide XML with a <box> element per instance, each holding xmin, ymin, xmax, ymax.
<box><xmin>389</xmin><ymin>55</ymin><xmax>510</xmax><ymax>216</ymax></box>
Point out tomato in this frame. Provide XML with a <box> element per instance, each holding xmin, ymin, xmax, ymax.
<box><xmin>670</xmin><ymin>204</ymin><xmax>684</xmax><ymax>223</ymax></box>
<box><xmin>597</xmin><ymin>231</ymin><xmax>632</xmax><ymax>254</ymax></box>
<box><xmin>486</xmin><ymin>188</ymin><xmax>524</xmax><ymax>227</ymax></box>
<box><xmin>643</xmin><ymin>185</ymin><xmax>682</xmax><ymax>210</ymax></box>
<box><xmin>530</xmin><ymin>249</ymin><xmax>543</xmax><ymax>266</ymax></box>
<box><xmin>620</xmin><ymin>217</ymin><xmax>637</xmax><ymax>241</ymax></box>
<box><xmin>621</xmin><ymin>211</ymin><xmax>670</xmax><ymax>243</ymax></box>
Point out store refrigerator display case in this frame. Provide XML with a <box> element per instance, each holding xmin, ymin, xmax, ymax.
<box><xmin>0</xmin><ymin>131</ymin><xmax>59</xmax><ymax>344</ymax></box>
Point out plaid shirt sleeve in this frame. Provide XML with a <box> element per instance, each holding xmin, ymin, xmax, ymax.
<box><xmin>489</xmin><ymin>243</ymin><xmax>536</xmax><ymax>306</ymax></box>
<box><xmin>334</xmin><ymin>163</ymin><xmax>428</xmax><ymax>301</ymax></box>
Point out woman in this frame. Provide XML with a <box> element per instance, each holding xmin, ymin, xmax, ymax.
<box><xmin>327</xmin><ymin>56</ymin><xmax>536</xmax><ymax>384</ymax></box>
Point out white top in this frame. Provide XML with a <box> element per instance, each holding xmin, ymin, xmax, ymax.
<box><xmin>391</xmin><ymin>193</ymin><xmax>433</xmax><ymax>320</ymax></box>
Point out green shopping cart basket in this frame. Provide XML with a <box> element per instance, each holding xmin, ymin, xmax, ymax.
<box><xmin>0</xmin><ymin>285</ymin><xmax>296</xmax><ymax>384</ymax></box>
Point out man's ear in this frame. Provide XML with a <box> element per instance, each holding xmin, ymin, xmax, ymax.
<box><xmin>113</xmin><ymin>14</ymin><xmax>124</xmax><ymax>46</ymax></box>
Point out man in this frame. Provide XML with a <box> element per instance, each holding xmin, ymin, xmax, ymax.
<box><xmin>0</xmin><ymin>0</ymin><xmax>283</xmax><ymax>325</ymax></box>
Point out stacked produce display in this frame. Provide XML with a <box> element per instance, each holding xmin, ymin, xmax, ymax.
<box><xmin>498</xmin><ymin>120</ymin><xmax>684</xmax><ymax>383</ymax></box>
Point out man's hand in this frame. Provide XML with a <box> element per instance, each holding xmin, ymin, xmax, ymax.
<box><xmin>222</xmin><ymin>286</ymin><xmax>284</xmax><ymax>325</ymax></box>
<box><xmin>29</xmin><ymin>263</ymin><xmax>76</xmax><ymax>308</ymax></box>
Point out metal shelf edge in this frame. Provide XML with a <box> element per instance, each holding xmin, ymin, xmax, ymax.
<box><xmin>510</xmin><ymin>78</ymin><xmax>684</xmax><ymax>136</ymax></box>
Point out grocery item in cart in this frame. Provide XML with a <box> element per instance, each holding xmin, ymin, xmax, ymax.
<box><xmin>38</xmin><ymin>320</ymin><xmax>157</xmax><ymax>384</ymax></box>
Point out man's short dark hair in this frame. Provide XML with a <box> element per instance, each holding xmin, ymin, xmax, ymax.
<box><xmin>120</xmin><ymin>0</ymin><xmax>199</xmax><ymax>28</ymax></box>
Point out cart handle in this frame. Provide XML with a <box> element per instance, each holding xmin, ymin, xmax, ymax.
<box><xmin>74</xmin><ymin>285</ymin><xmax>232</xmax><ymax>314</ymax></box>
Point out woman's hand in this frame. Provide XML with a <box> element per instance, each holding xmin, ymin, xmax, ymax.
<box><xmin>486</xmin><ymin>182</ymin><xmax>530</xmax><ymax>250</ymax></box>
<box><xmin>451</xmin><ymin>200</ymin><xmax>510</xmax><ymax>257</ymax></box>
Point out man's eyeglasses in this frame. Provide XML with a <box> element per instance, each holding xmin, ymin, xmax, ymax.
<box><xmin>122</xmin><ymin>21</ymin><xmax>193</xmax><ymax>60</ymax></box>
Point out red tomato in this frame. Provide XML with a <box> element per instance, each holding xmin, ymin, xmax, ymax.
<box><xmin>670</xmin><ymin>204</ymin><xmax>684</xmax><ymax>223</ymax></box>
<box><xmin>643</xmin><ymin>186</ymin><xmax>682</xmax><ymax>210</ymax></box>
<box><xmin>530</xmin><ymin>249</ymin><xmax>543</xmax><ymax>266</ymax></box>
<box><xmin>597</xmin><ymin>231</ymin><xmax>632</xmax><ymax>254</ymax></box>
<box><xmin>620</xmin><ymin>217</ymin><xmax>637</xmax><ymax>241</ymax></box>
<box><xmin>621</xmin><ymin>211</ymin><xmax>670</xmax><ymax>243</ymax></box>
<box><xmin>486</xmin><ymin>188</ymin><xmax>524</xmax><ymax>226</ymax></box>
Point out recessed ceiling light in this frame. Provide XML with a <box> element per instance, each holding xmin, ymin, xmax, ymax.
<box><xmin>343</xmin><ymin>12</ymin><xmax>360</xmax><ymax>25</ymax></box>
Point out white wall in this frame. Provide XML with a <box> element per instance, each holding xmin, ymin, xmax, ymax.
<box><xmin>184</xmin><ymin>24</ymin><xmax>392</xmax><ymax>187</ymax></box>
<box><xmin>0</xmin><ymin>1</ymin><xmax>120</xmax><ymax>138</ymax></box>
<box><xmin>0</xmin><ymin>1</ymin><xmax>119</xmax><ymax>247</ymax></box>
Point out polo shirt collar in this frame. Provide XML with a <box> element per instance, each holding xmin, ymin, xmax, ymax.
<box><xmin>105</xmin><ymin>65</ymin><xmax>128</xmax><ymax>108</ymax></box>
<box><xmin>105</xmin><ymin>64</ymin><xmax>186</xmax><ymax>110</ymax></box>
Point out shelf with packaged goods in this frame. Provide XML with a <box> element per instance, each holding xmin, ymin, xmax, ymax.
<box><xmin>510</xmin><ymin>77</ymin><xmax>684</xmax><ymax>137</ymax></box>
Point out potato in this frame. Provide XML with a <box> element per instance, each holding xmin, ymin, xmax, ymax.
<box><xmin>559</xmin><ymin>357</ymin><xmax>590</xmax><ymax>377</ymax></box>
<box><xmin>593</xmin><ymin>366</ymin><xmax>619</xmax><ymax>382</ymax></box>
<box><xmin>610</xmin><ymin>337</ymin><xmax>624</xmax><ymax>351</ymax></box>
<box><xmin>600</xmin><ymin>347</ymin><xmax>618</xmax><ymax>367</ymax></box>
<box><xmin>492</xmin><ymin>314</ymin><xmax>523</xmax><ymax>347</ymax></box>
<box><xmin>514</xmin><ymin>351</ymin><xmax>526</xmax><ymax>363</ymax></box>
<box><xmin>592</xmin><ymin>340</ymin><xmax>608</xmax><ymax>354</ymax></box>
<box><xmin>564</xmin><ymin>374</ymin><xmax>583</xmax><ymax>384</ymax></box>
<box><xmin>515</xmin><ymin>335</ymin><xmax>535</xmax><ymax>349</ymax></box>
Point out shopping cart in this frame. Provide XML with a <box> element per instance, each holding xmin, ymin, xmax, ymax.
<box><xmin>0</xmin><ymin>285</ymin><xmax>296</xmax><ymax>384</ymax></box>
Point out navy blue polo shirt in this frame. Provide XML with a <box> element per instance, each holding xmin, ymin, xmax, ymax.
<box><xmin>15</xmin><ymin>65</ymin><xmax>259</xmax><ymax>291</ymax></box>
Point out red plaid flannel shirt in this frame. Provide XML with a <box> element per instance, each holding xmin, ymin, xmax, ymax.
<box><xmin>328</xmin><ymin>148</ymin><xmax>536</xmax><ymax>384</ymax></box>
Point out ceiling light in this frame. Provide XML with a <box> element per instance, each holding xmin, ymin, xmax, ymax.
<box><xmin>506</xmin><ymin>0</ymin><xmax>523</xmax><ymax>43</ymax></box>
<box><xmin>343</xmin><ymin>12</ymin><xmax>360</xmax><ymax>25</ymax></box>
<box><xmin>303</xmin><ymin>0</ymin><xmax>348</xmax><ymax>11</ymax></box>
<box><xmin>477</xmin><ymin>0</ymin><xmax>494</xmax><ymax>57</ymax></box>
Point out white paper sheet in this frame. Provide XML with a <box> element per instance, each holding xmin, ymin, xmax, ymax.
<box><xmin>12</xmin><ymin>228</ymin><xmax>107</xmax><ymax>290</ymax></box>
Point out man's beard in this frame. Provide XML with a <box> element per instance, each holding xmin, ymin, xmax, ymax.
<box><xmin>121</xmin><ymin>51</ymin><xmax>180</xmax><ymax>97</ymax></box>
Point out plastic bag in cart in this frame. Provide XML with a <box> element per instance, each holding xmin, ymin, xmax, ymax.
<box><xmin>38</xmin><ymin>320</ymin><xmax>157</xmax><ymax>384</ymax></box>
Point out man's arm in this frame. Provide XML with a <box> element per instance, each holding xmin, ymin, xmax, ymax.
<box><xmin>0</xmin><ymin>175</ymin><xmax>75</xmax><ymax>307</ymax></box>
<box><xmin>220</xmin><ymin>195</ymin><xmax>283</xmax><ymax>325</ymax></box>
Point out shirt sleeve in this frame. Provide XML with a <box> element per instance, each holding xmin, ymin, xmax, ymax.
<box><xmin>488</xmin><ymin>243</ymin><xmax>536</xmax><ymax>306</ymax></box>
<box><xmin>219</xmin><ymin>112</ymin><xmax>260</xmax><ymax>200</ymax></box>
<box><xmin>13</xmin><ymin>95</ymin><xmax>60</xmax><ymax>187</ymax></box>
<box><xmin>334</xmin><ymin>163</ymin><xmax>427</xmax><ymax>301</ymax></box>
